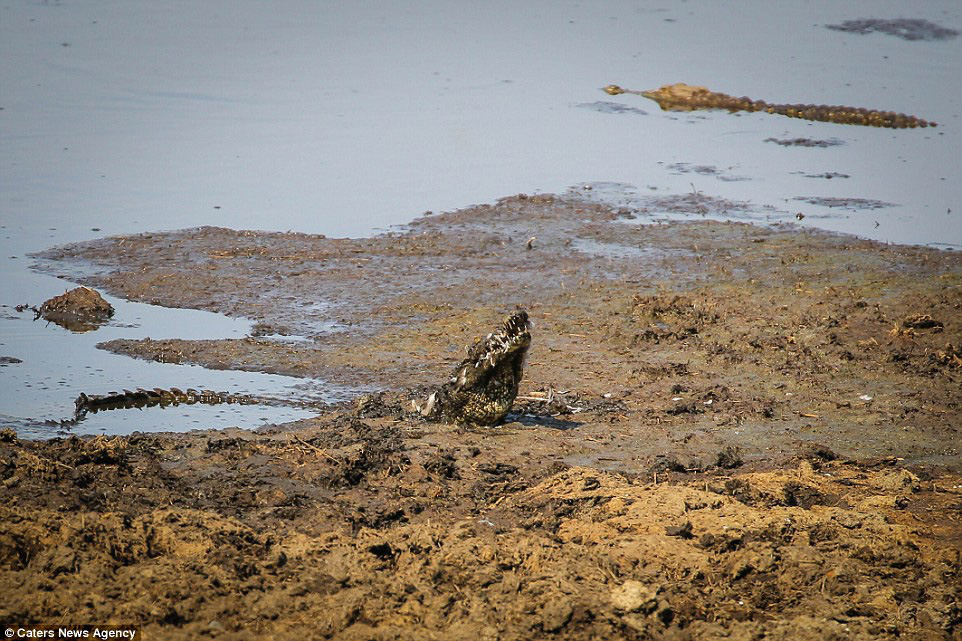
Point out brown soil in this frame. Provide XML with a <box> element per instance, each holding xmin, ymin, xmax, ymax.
<box><xmin>5</xmin><ymin>192</ymin><xmax>962</xmax><ymax>639</ymax></box>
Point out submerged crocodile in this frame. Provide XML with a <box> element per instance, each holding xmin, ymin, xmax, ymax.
<box><xmin>415</xmin><ymin>309</ymin><xmax>531</xmax><ymax>426</ymax></box>
<box><xmin>605</xmin><ymin>83</ymin><xmax>937</xmax><ymax>129</ymax></box>
<box><xmin>9</xmin><ymin>387</ymin><xmax>264</xmax><ymax>430</ymax></box>
<box><xmin>31</xmin><ymin>311</ymin><xmax>530</xmax><ymax>430</ymax></box>
<box><xmin>75</xmin><ymin>387</ymin><xmax>258</xmax><ymax>416</ymax></box>
<box><xmin>81</xmin><ymin>310</ymin><xmax>532</xmax><ymax>428</ymax></box>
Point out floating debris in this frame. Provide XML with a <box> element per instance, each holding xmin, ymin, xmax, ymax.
<box><xmin>826</xmin><ymin>18</ymin><xmax>959</xmax><ymax>42</ymax></box>
<box><xmin>576</xmin><ymin>100</ymin><xmax>648</xmax><ymax>116</ymax></box>
<box><xmin>605</xmin><ymin>83</ymin><xmax>936</xmax><ymax>128</ymax></box>
<box><xmin>802</xmin><ymin>172</ymin><xmax>850</xmax><ymax>180</ymax></box>
<box><xmin>766</xmin><ymin>137</ymin><xmax>845</xmax><ymax>148</ymax></box>
<box><xmin>665</xmin><ymin>162</ymin><xmax>749</xmax><ymax>182</ymax></box>
<box><xmin>793</xmin><ymin>196</ymin><xmax>896</xmax><ymax>211</ymax></box>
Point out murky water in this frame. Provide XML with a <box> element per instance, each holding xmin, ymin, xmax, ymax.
<box><xmin>0</xmin><ymin>274</ymin><xmax>342</xmax><ymax>437</ymax></box>
<box><xmin>1</xmin><ymin>0</ymin><xmax>960</xmax><ymax>435</ymax></box>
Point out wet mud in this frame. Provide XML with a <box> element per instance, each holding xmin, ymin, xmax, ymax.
<box><xmin>6</xmin><ymin>192</ymin><xmax>962</xmax><ymax>639</ymax></box>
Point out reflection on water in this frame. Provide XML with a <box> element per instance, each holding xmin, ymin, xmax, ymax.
<box><xmin>0</xmin><ymin>276</ymin><xmax>343</xmax><ymax>438</ymax></box>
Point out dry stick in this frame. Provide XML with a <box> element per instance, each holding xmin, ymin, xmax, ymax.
<box><xmin>290</xmin><ymin>433</ymin><xmax>338</xmax><ymax>462</ymax></box>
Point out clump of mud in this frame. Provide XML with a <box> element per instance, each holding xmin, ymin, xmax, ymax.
<box><xmin>37</xmin><ymin>286</ymin><xmax>114</xmax><ymax>332</ymax></box>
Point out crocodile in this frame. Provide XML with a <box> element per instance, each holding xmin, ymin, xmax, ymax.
<box><xmin>75</xmin><ymin>387</ymin><xmax>259</xmax><ymax>416</ymax></box>
<box><xmin>81</xmin><ymin>309</ymin><xmax>533</xmax><ymax>428</ymax></box>
<box><xmin>26</xmin><ymin>311</ymin><xmax>530</xmax><ymax>430</ymax></box>
<box><xmin>604</xmin><ymin>83</ymin><xmax>937</xmax><ymax>129</ymax></box>
<box><xmin>415</xmin><ymin>309</ymin><xmax>531</xmax><ymax>426</ymax></box>
<box><xmin>0</xmin><ymin>387</ymin><xmax>265</xmax><ymax>431</ymax></box>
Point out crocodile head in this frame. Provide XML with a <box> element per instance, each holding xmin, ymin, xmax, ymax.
<box><xmin>418</xmin><ymin>309</ymin><xmax>531</xmax><ymax>426</ymax></box>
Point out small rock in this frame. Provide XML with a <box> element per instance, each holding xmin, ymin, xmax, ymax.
<box><xmin>902</xmin><ymin>314</ymin><xmax>942</xmax><ymax>330</ymax></box>
<box><xmin>540</xmin><ymin>597</ymin><xmax>573</xmax><ymax>632</ymax></box>
<box><xmin>832</xmin><ymin>512</ymin><xmax>862</xmax><ymax>529</ymax></box>
<box><xmin>582</xmin><ymin>476</ymin><xmax>601</xmax><ymax>491</ymax></box>
<box><xmin>715</xmin><ymin>446</ymin><xmax>743</xmax><ymax>469</ymax></box>
<box><xmin>610</xmin><ymin>580</ymin><xmax>658</xmax><ymax>614</ymax></box>
<box><xmin>665</xmin><ymin>521</ymin><xmax>694</xmax><ymax>539</ymax></box>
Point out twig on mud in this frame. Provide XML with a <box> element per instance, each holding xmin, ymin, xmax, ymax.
<box><xmin>19</xmin><ymin>450</ymin><xmax>74</xmax><ymax>472</ymax></box>
<box><xmin>290</xmin><ymin>433</ymin><xmax>338</xmax><ymax>462</ymax></box>
<box><xmin>516</xmin><ymin>389</ymin><xmax>582</xmax><ymax>414</ymax></box>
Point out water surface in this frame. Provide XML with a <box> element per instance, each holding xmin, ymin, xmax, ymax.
<box><xmin>2</xmin><ymin>0</ymin><xmax>960</xmax><ymax>434</ymax></box>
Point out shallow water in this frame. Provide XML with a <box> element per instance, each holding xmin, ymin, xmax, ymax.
<box><xmin>0</xmin><ymin>276</ymin><xmax>340</xmax><ymax>437</ymax></box>
<box><xmin>1</xmin><ymin>0</ymin><xmax>960</xmax><ymax>435</ymax></box>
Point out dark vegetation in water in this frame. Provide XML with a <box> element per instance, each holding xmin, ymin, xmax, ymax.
<box><xmin>825</xmin><ymin>18</ymin><xmax>959</xmax><ymax>42</ymax></box>
<box><xmin>576</xmin><ymin>100</ymin><xmax>648</xmax><ymax>116</ymax></box>
<box><xmin>666</xmin><ymin>162</ymin><xmax>749</xmax><ymax>182</ymax></box>
<box><xmin>793</xmin><ymin>196</ymin><xmax>897</xmax><ymax>211</ymax></box>
<box><xmin>801</xmin><ymin>172</ymin><xmax>850</xmax><ymax>180</ymax></box>
<box><xmin>765</xmin><ymin>137</ymin><xmax>845</xmax><ymax>148</ymax></box>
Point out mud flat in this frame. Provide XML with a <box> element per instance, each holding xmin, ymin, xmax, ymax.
<box><xmin>3</xmin><ymin>193</ymin><xmax>961</xmax><ymax>639</ymax></box>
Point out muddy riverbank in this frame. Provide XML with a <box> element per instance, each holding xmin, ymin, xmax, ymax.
<box><xmin>3</xmin><ymin>192</ymin><xmax>961</xmax><ymax>639</ymax></box>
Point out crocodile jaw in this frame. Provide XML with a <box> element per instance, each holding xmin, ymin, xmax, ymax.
<box><xmin>420</xmin><ymin>310</ymin><xmax>532</xmax><ymax>425</ymax></box>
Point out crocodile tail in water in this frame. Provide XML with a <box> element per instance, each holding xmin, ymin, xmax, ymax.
<box><xmin>605</xmin><ymin>83</ymin><xmax>937</xmax><ymax>129</ymax></box>
<box><xmin>75</xmin><ymin>387</ymin><xmax>258</xmax><ymax>415</ymax></box>
<box><xmin>417</xmin><ymin>309</ymin><xmax>532</xmax><ymax>426</ymax></box>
